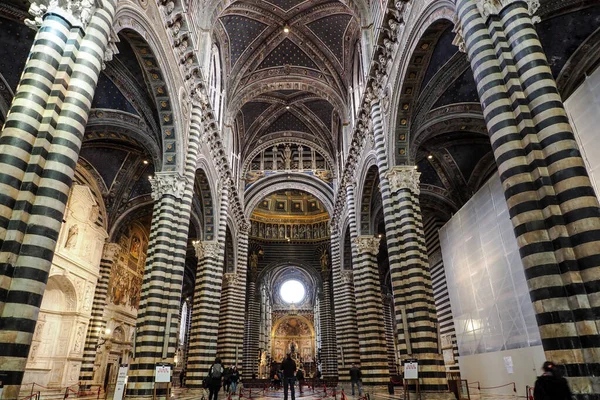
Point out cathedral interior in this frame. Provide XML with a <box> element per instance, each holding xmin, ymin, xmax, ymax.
<box><xmin>0</xmin><ymin>0</ymin><xmax>599</xmax><ymax>399</ymax></box>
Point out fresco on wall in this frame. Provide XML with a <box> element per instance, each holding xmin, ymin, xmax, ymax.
<box><xmin>108</xmin><ymin>225</ymin><xmax>147</xmax><ymax>309</ymax></box>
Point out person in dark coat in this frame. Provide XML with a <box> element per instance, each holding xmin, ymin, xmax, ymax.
<box><xmin>349</xmin><ymin>364</ymin><xmax>363</xmax><ymax>396</ymax></box>
<box><xmin>281</xmin><ymin>354</ymin><xmax>297</xmax><ymax>400</ymax></box>
<box><xmin>296</xmin><ymin>368</ymin><xmax>305</xmax><ymax>394</ymax></box>
<box><xmin>230</xmin><ymin>366</ymin><xmax>240</xmax><ymax>394</ymax></box>
<box><xmin>179</xmin><ymin>368</ymin><xmax>186</xmax><ymax>388</ymax></box>
<box><xmin>208</xmin><ymin>358</ymin><xmax>224</xmax><ymax>400</ymax></box>
<box><xmin>534</xmin><ymin>362</ymin><xmax>572</xmax><ymax>400</ymax></box>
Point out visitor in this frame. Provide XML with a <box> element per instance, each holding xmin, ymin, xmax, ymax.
<box><xmin>534</xmin><ymin>362</ymin><xmax>572</xmax><ymax>400</ymax></box>
<box><xmin>208</xmin><ymin>357</ymin><xmax>224</xmax><ymax>400</ymax></box>
<box><xmin>224</xmin><ymin>366</ymin><xmax>233</xmax><ymax>393</ymax></box>
<box><xmin>296</xmin><ymin>368</ymin><xmax>305</xmax><ymax>394</ymax></box>
<box><xmin>350</xmin><ymin>364</ymin><xmax>363</xmax><ymax>396</ymax></box>
<box><xmin>231</xmin><ymin>366</ymin><xmax>240</xmax><ymax>394</ymax></box>
<box><xmin>281</xmin><ymin>354</ymin><xmax>297</xmax><ymax>400</ymax></box>
<box><xmin>179</xmin><ymin>368</ymin><xmax>186</xmax><ymax>388</ymax></box>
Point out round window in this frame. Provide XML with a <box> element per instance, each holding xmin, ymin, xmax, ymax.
<box><xmin>280</xmin><ymin>279</ymin><xmax>306</xmax><ymax>304</ymax></box>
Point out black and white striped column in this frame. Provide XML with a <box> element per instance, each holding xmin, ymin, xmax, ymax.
<box><xmin>242</xmin><ymin>270</ymin><xmax>260</xmax><ymax>380</ymax></box>
<box><xmin>319</xmin><ymin>265</ymin><xmax>338</xmax><ymax>379</ymax></box>
<box><xmin>127</xmin><ymin>101</ymin><xmax>203</xmax><ymax>396</ymax></box>
<box><xmin>455</xmin><ymin>1</ymin><xmax>600</xmax><ymax>395</ymax></box>
<box><xmin>187</xmin><ymin>188</ymin><xmax>229</xmax><ymax>388</ymax></box>
<box><xmin>330</xmin><ymin>228</ymin><xmax>360</xmax><ymax>381</ymax></box>
<box><xmin>217</xmin><ymin>227</ymin><xmax>249</xmax><ymax>368</ymax></box>
<box><xmin>384</xmin><ymin>166</ymin><xmax>445</xmax><ymax>389</ymax></box>
<box><xmin>79</xmin><ymin>243</ymin><xmax>121</xmax><ymax>387</ymax></box>
<box><xmin>0</xmin><ymin>3</ymin><xmax>117</xmax><ymax>397</ymax></box>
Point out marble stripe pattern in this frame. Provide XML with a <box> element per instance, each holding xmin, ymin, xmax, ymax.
<box><xmin>347</xmin><ymin>184</ymin><xmax>389</xmax><ymax>385</ymax></box>
<box><xmin>186</xmin><ymin>187</ymin><xmax>229</xmax><ymax>388</ymax></box>
<box><xmin>455</xmin><ymin>0</ymin><xmax>600</xmax><ymax>395</ymax></box>
<box><xmin>217</xmin><ymin>229</ymin><xmax>249</xmax><ymax>368</ymax></box>
<box><xmin>79</xmin><ymin>243</ymin><xmax>121</xmax><ymax>386</ymax></box>
<box><xmin>370</xmin><ymin>101</ymin><xmax>446</xmax><ymax>391</ymax></box>
<box><xmin>330</xmin><ymin>228</ymin><xmax>360</xmax><ymax>381</ymax></box>
<box><xmin>319</xmin><ymin>268</ymin><xmax>338</xmax><ymax>379</ymax></box>
<box><xmin>0</xmin><ymin>3</ymin><xmax>117</xmax><ymax>398</ymax></box>
<box><xmin>242</xmin><ymin>275</ymin><xmax>260</xmax><ymax>380</ymax></box>
<box><xmin>127</xmin><ymin>100</ymin><xmax>202</xmax><ymax>396</ymax></box>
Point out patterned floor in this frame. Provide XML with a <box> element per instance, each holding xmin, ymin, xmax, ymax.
<box><xmin>172</xmin><ymin>386</ymin><xmax>402</xmax><ymax>400</ymax></box>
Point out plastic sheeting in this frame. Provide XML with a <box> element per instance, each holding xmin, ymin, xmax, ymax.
<box><xmin>439</xmin><ymin>174</ymin><xmax>541</xmax><ymax>356</ymax></box>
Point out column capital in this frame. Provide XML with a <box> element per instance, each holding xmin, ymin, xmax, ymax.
<box><xmin>25</xmin><ymin>0</ymin><xmax>97</xmax><ymax>30</ymax></box>
<box><xmin>223</xmin><ymin>272</ymin><xmax>240</xmax><ymax>287</ymax></box>
<box><xmin>354</xmin><ymin>236</ymin><xmax>381</xmax><ymax>255</ymax></box>
<box><xmin>102</xmin><ymin>242</ymin><xmax>121</xmax><ymax>262</ymax></box>
<box><xmin>194</xmin><ymin>240</ymin><xmax>220</xmax><ymax>259</ymax></box>
<box><xmin>475</xmin><ymin>0</ymin><xmax>540</xmax><ymax>22</ymax></box>
<box><xmin>149</xmin><ymin>171</ymin><xmax>188</xmax><ymax>200</ymax></box>
<box><xmin>385</xmin><ymin>166</ymin><xmax>420</xmax><ymax>195</ymax></box>
<box><xmin>341</xmin><ymin>270</ymin><xmax>354</xmax><ymax>284</ymax></box>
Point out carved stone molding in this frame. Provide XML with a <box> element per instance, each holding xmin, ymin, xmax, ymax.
<box><xmin>476</xmin><ymin>0</ymin><xmax>540</xmax><ymax>22</ymax></box>
<box><xmin>194</xmin><ymin>240</ymin><xmax>220</xmax><ymax>260</ymax></box>
<box><xmin>341</xmin><ymin>270</ymin><xmax>353</xmax><ymax>284</ymax></box>
<box><xmin>103</xmin><ymin>242</ymin><xmax>121</xmax><ymax>262</ymax></box>
<box><xmin>149</xmin><ymin>171</ymin><xmax>187</xmax><ymax>200</ymax></box>
<box><xmin>385</xmin><ymin>166</ymin><xmax>420</xmax><ymax>195</ymax></box>
<box><xmin>26</xmin><ymin>0</ymin><xmax>97</xmax><ymax>29</ymax></box>
<box><xmin>354</xmin><ymin>236</ymin><xmax>381</xmax><ymax>255</ymax></box>
<box><xmin>224</xmin><ymin>272</ymin><xmax>239</xmax><ymax>287</ymax></box>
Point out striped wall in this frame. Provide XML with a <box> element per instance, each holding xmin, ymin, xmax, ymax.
<box><xmin>456</xmin><ymin>0</ymin><xmax>600</xmax><ymax>395</ymax></box>
<box><xmin>79</xmin><ymin>243</ymin><xmax>121</xmax><ymax>386</ymax></box>
<box><xmin>369</xmin><ymin>100</ymin><xmax>446</xmax><ymax>391</ymax></box>
<box><xmin>217</xmin><ymin>229</ymin><xmax>249</xmax><ymax>368</ymax></box>
<box><xmin>186</xmin><ymin>188</ymin><xmax>229</xmax><ymax>388</ymax></box>
<box><xmin>0</xmin><ymin>4</ymin><xmax>117</xmax><ymax>398</ymax></box>
<box><xmin>423</xmin><ymin>216</ymin><xmax>459</xmax><ymax>373</ymax></box>
<box><xmin>127</xmin><ymin>103</ymin><xmax>202</xmax><ymax>396</ymax></box>
<box><xmin>330</xmin><ymin>228</ymin><xmax>360</xmax><ymax>381</ymax></box>
<box><xmin>382</xmin><ymin>295</ymin><xmax>398</xmax><ymax>374</ymax></box>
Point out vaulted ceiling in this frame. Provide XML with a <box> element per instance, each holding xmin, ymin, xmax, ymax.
<box><xmin>215</xmin><ymin>0</ymin><xmax>359</xmax><ymax>162</ymax></box>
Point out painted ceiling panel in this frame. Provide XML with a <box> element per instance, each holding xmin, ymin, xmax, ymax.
<box><xmin>220</xmin><ymin>15</ymin><xmax>268</xmax><ymax>66</ymax></box>
<box><xmin>307</xmin><ymin>14</ymin><xmax>352</xmax><ymax>63</ymax></box>
<box><xmin>92</xmin><ymin>73</ymin><xmax>139</xmax><ymax>115</ymax></box>
<box><xmin>0</xmin><ymin>17</ymin><xmax>35</xmax><ymax>91</ymax></box>
<box><xmin>417</xmin><ymin>158</ymin><xmax>444</xmax><ymax>188</ymax></box>
<box><xmin>265</xmin><ymin>111</ymin><xmax>311</xmax><ymax>134</ymax></box>
<box><xmin>421</xmin><ymin>25</ymin><xmax>457</xmax><ymax>88</ymax></box>
<box><xmin>264</xmin><ymin>0</ymin><xmax>307</xmax><ymax>12</ymax></box>
<box><xmin>433</xmin><ymin>69</ymin><xmax>479</xmax><ymax>109</ymax></box>
<box><xmin>80</xmin><ymin>147</ymin><xmax>129</xmax><ymax>189</ymax></box>
<box><xmin>116</xmin><ymin>37</ymin><xmax>147</xmax><ymax>90</ymax></box>
<box><xmin>447</xmin><ymin>143</ymin><xmax>491</xmax><ymax>181</ymax></box>
<box><xmin>305</xmin><ymin>99</ymin><xmax>333</xmax><ymax>129</ymax></box>
<box><xmin>241</xmin><ymin>101</ymin><xmax>271</xmax><ymax>129</ymax></box>
<box><xmin>257</xmin><ymin>38</ymin><xmax>318</xmax><ymax>70</ymax></box>
<box><xmin>129</xmin><ymin>164</ymin><xmax>154</xmax><ymax>199</ymax></box>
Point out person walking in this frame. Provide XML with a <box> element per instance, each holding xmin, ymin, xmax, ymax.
<box><xmin>296</xmin><ymin>368</ymin><xmax>305</xmax><ymax>394</ymax></box>
<box><xmin>281</xmin><ymin>354</ymin><xmax>297</xmax><ymax>400</ymax></box>
<box><xmin>179</xmin><ymin>368</ymin><xmax>186</xmax><ymax>388</ymax></box>
<box><xmin>231</xmin><ymin>366</ymin><xmax>240</xmax><ymax>395</ymax></box>
<box><xmin>533</xmin><ymin>362</ymin><xmax>572</xmax><ymax>400</ymax></box>
<box><xmin>208</xmin><ymin>358</ymin><xmax>224</xmax><ymax>400</ymax></box>
<box><xmin>223</xmin><ymin>366</ymin><xmax>232</xmax><ymax>393</ymax></box>
<box><xmin>349</xmin><ymin>364</ymin><xmax>363</xmax><ymax>396</ymax></box>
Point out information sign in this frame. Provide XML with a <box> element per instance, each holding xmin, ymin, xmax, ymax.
<box><xmin>113</xmin><ymin>365</ymin><xmax>129</xmax><ymax>400</ymax></box>
<box><xmin>155</xmin><ymin>364</ymin><xmax>171</xmax><ymax>383</ymax></box>
<box><xmin>404</xmin><ymin>360</ymin><xmax>418</xmax><ymax>379</ymax></box>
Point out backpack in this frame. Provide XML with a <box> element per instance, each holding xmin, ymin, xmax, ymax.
<box><xmin>211</xmin><ymin>364</ymin><xmax>223</xmax><ymax>379</ymax></box>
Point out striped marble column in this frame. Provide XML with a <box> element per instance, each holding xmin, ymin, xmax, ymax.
<box><xmin>352</xmin><ymin>235</ymin><xmax>389</xmax><ymax>385</ymax></box>
<box><xmin>384</xmin><ymin>166</ymin><xmax>445</xmax><ymax>389</ymax></box>
<box><xmin>242</xmin><ymin>269</ymin><xmax>260</xmax><ymax>380</ymax></box>
<box><xmin>217</xmin><ymin>228</ymin><xmax>249</xmax><ymax>368</ymax></box>
<box><xmin>127</xmin><ymin>102</ymin><xmax>203</xmax><ymax>396</ymax></box>
<box><xmin>330</xmin><ymin>228</ymin><xmax>360</xmax><ymax>381</ymax></box>
<box><xmin>187</xmin><ymin>188</ymin><xmax>229</xmax><ymax>388</ymax></box>
<box><xmin>0</xmin><ymin>3</ymin><xmax>117</xmax><ymax>397</ymax></box>
<box><xmin>319</xmin><ymin>265</ymin><xmax>338</xmax><ymax>379</ymax></box>
<box><xmin>455</xmin><ymin>0</ymin><xmax>600</xmax><ymax>395</ymax></box>
<box><xmin>79</xmin><ymin>242</ymin><xmax>121</xmax><ymax>387</ymax></box>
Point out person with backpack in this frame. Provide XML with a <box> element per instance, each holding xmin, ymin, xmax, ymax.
<box><xmin>534</xmin><ymin>361</ymin><xmax>573</xmax><ymax>400</ymax></box>
<box><xmin>208</xmin><ymin>357</ymin><xmax>224</xmax><ymax>400</ymax></box>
